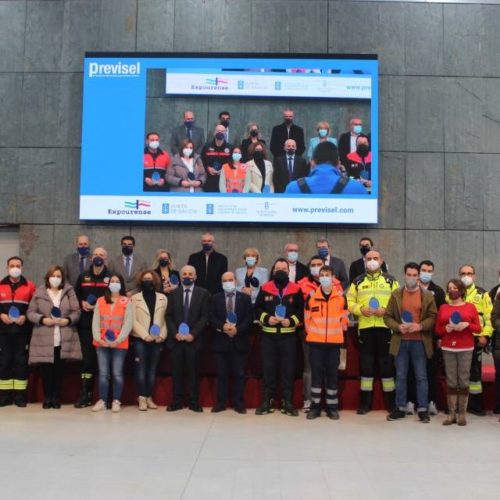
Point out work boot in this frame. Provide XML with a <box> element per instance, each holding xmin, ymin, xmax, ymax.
<box><xmin>255</xmin><ymin>398</ymin><xmax>274</xmax><ymax>415</ymax></box>
<box><xmin>307</xmin><ymin>407</ymin><xmax>321</xmax><ymax>420</ymax></box>
<box><xmin>458</xmin><ymin>388</ymin><xmax>469</xmax><ymax>426</ymax></box>
<box><xmin>384</xmin><ymin>391</ymin><xmax>396</xmax><ymax>413</ymax></box>
<box><xmin>0</xmin><ymin>392</ymin><xmax>13</xmax><ymax>407</ymax></box>
<box><xmin>13</xmin><ymin>391</ymin><xmax>27</xmax><ymax>408</ymax></box>
<box><xmin>357</xmin><ymin>391</ymin><xmax>372</xmax><ymax>415</ymax></box>
<box><xmin>442</xmin><ymin>390</ymin><xmax>457</xmax><ymax>426</ymax></box>
<box><xmin>281</xmin><ymin>399</ymin><xmax>298</xmax><ymax>417</ymax></box>
<box><xmin>74</xmin><ymin>378</ymin><xmax>93</xmax><ymax>408</ymax></box>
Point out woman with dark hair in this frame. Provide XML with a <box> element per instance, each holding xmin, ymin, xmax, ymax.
<box><xmin>435</xmin><ymin>279</ymin><xmax>481</xmax><ymax>426</ymax></box>
<box><xmin>131</xmin><ymin>270</ymin><xmax>168</xmax><ymax>411</ymax></box>
<box><xmin>27</xmin><ymin>265</ymin><xmax>81</xmax><ymax>409</ymax></box>
<box><xmin>152</xmin><ymin>249</ymin><xmax>180</xmax><ymax>295</ymax></box>
<box><xmin>247</xmin><ymin>142</ymin><xmax>274</xmax><ymax>193</ymax></box>
<box><xmin>91</xmin><ymin>273</ymin><xmax>133</xmax><ymax>412</ymax></box>
<box><xmin>167</xmin><ymin>139</ymin><xmax>206</xmax><ymax>192</ymax></box>
<box><xmin>219</xmin><ymin>146</ymin><xmax>251</xmax><ymax>193</ymax></box>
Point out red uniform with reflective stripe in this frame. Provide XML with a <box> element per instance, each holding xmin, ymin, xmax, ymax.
<box><xmin>0</xmin><ymin>276</ymin><xmax>36</xmax><ymax>335</ymax></box>
<box><xmin>143</xmin><ymin>148</ymin><xmax>171</xmax><ymax>172</ymax></box>
<box><xmin>93</xmin><ymin>296</ymin><xmax>130</xmax><ymax>349</ymax></box>
<box><xmin>305</xmin><ymin>286</ymin><xmax>348</xmax><ymax>344</ymax></box>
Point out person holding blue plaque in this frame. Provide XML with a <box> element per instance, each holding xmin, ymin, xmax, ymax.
<box><xmin>235</xmin><ymin>247</ymin><xmax>268</xmax><ymax>305</ymax></box>
<box><xmin>219</xmin><ymin>147</ymin><xmax>251</xmax><ymax>194</ymax></box>
<box><xmin>254</xmin><ymin>259</ymin><xmax>304</xmax><ymax>416</ymax></box>
<box><xmin>201</xmin><ymin>124</ymin><xmax>233</xmax><ymax>193</ymax></box>
<box><xmin>210</xmin><ymin>272</ymin><xmax>253</xmax><ymax>413</ymax></box>
<box><xmin>153</xmin><ymin>249</ymin><xmax>180</xmax><ymax>296</ymax></box>
<box><xmin>247</xmin><ymin>142</ymin><xmax>274</xmax><ymax>193</ymax></box>
<box><xmin>91</xmin><ymin>274</ymin><xmax>133</xmax><ymax>413</ymax></box>
<box><xmin>74</xmin><ymin>247</ymin><xmax>112</xmax><ymax>408</ymax></box>
<box><xmin>27</xmin><ymin>265</ymin><xmax>81</xmax><ymax>409</ymax></box>
<box><xmin>0</xmin><ymin>257</ymin><xmax>36</xmax><ymax>407</ymax></box>
<box><xmin>166</xmin><ymin>265</ymin><xmax>210</xmax><ymax>412</ymax></box>
<box><xmin>143</xmin><ymin>131</ymin><xmax>171</xmax><ymax>192</ymax></box>
<box><xmin>167</xmin><ymin>139</ymin><xmax>206</xmax><ymax>193</ymax></box>
<box><xmin>384</xmin><ymin>263</ymin><xmax>437</xmax><ymax>424</ymax></box>
<box><xmin>131</xmin><ymin>271</ymin><xmax>168</xmax><ymax>411</ymax></box>
<box><xmin>436</xmin><ymin>279</ymin><xmax>481</xmax><ymax>426</ymax></box>
<box><xmin>345</xmin><ymin>135</ymin><xmax>372</xmax><ymax>189</ymax></box>
<box><xmin>347</xmin><ymin>250</ymin><xmax>399</xmax><ymax>415</ymax></box>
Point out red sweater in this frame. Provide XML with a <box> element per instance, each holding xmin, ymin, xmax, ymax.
<box><xmin>435</xmin><ymin>303</ymin><xmax>481</xmax><ymax>351</ymax></box>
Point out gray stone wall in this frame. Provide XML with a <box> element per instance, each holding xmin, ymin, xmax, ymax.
<box><xmin>1</xmin><ymin>0</ymin><xmax>499</xmax><ymax>289</ymax></box>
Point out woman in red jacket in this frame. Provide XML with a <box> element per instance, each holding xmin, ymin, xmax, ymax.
<box><xmin>435</xmin><ymin>279</ymin><xmax>481</xmax><ymax>426</ymax></box>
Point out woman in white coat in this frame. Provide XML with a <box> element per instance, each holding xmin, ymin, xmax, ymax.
<box><xmin>131</xmin><ymin>270</ymin><xmax>168</xmax><ymax>410</ymax></box>
<box><xmin>235</xmin><ymin>247</ymin><xmax>269</xmax><ymax>304</ymax></box>
<box><xmin>246</xmin><ymin>142</ymin><xmax>274</xmax><ymax>193</ymax></box>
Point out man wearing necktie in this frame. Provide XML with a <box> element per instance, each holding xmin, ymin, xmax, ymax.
<box><xmin>272</xmin><ymin>139</ymin><xmax>309</xmax><ymax>193</ymax></box>
<box><xmin>209</xmin><ymin>272</ymin><xmax>253</xmax><ymax>414</ymax></box>
<box><xmin>108</xmin><ymin>236</ymin><xmax>147</xmax><ymax>295</ymax></box>
<box><xmin>166</xmin><ymin>265</ymin><xmax>210</xmax><ymax>413</ymax></box>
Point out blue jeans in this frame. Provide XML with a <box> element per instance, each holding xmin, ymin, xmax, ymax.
<box><xmin>96</xmin><ymin>348</ymin><xmax>127</xmax><ymax>401</ymax></box>
<box><xmin>395</xmin><ymin>340</ymin><xmax>428</xmax><ymax>412</ymax></box>
<box><xmin>133</xmin><ymin>339</ymin><xmax>162</xmax><ymax>397</ymax></box>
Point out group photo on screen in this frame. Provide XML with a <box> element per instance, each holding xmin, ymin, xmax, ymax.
<box><xmin>143</xmin><ymin>68</ymin><xmax>372</xmax><ymax>196</ymax></box>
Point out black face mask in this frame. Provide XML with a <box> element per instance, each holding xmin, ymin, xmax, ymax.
<box><xmin>141</xmin><ymin>280</ymin><xmax>155</xmax><ymax>292</ymax></box>
<box><xmin>360</xmin><ymin>245</ymin><xmax>371</xmax><ymax>256</ymax></box>
<box><xmin>250</xmin><ymin>129</ymin><xmax>259</xmax><ymax>138</ymax></box>
<box><xmin>253</xmin><ymin>151</ymin><xmax>264</xmax><ymax>161</ymax></box>
<box><xmin>284</xmin><ymin>118</ymin><xmax>293</xmax><ymax>126</ymax></box>
<box><xmin>220</xmin><ymin>119</ymin><xmax>230</xmax><ymax>128</ymax></box>
<box><xmin>273</xmin><ymin>270</ymin><xmax>289</xmax><ymax>288</ymax></box>
<box><xmin>356</xmin><ymin>144</ymin><xmax>370</xmax><ymax>158</ymax></box>
<box><xmin>122</xmin><ymin>246</ymin><xmax>133</xmax><ymax>256</ymax></box>
<box><xmin>159</xmin><ymin>258</ymin><xmax>169</xmax><ymax>268</ymax></box>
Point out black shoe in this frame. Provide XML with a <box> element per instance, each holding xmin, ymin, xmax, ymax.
<box><xmin>42</xmin><ymin>399</ymin><xmax>52</xmax><ymax>409</ymax></box>
<box><xmin>307</xmin><ymin>408</ymin><xmax>321</xmax><ymax>420</ymax></box>
<box><xmin>387</xmin><ymin>409</ymin><xmax>406</xmax><ymax>421</ymax></box>
<box><xmin>211</xmin><ymin>404</ymin><xmax>226</xmax><ymax>413</ymax></box>
<box><xmin>166</xmin><ymin>403</ymin><xmax>183</xmax><ymax>412</ymax></box>
<box><xmin>326</xmin><ymin>409</ymin><xmax>339</xmax><ymax>420</ymax></box>
<box><xmin>281</xmin><ymin>400</ymin><xmax>298</xmax><ymax>417</ymax></box>
<box><xmin>52</xmin><ymin>399</ymin><xmax>61</xmax><ymax>409</ymax></box>
<box><xmin>14</xmin><ymin>394</ymin><xmax>27</xmax><ymax>408</ymax></box>
<box><xmin>234</xmin><ymin>406</ymin><xmax>247</xmax><ymax>415</ymax></box>
<box><xmin>0</xmin><ymin>395</ymin><xmax>13</xmax><ymax>407</ymax></box>
<box><xmin>189</xmin><ymin>404</ymin><xmax>203</xmax><ymax>413</ymax></box>
<box><xmin>467</xmin><ymin>407</ymin><xmax>486</xmax><ymax>416</ymax></box>
<box><xmin>74</xmin><ymin>379</ymin><xmax>93</xmax><ymax>408</ymax></box>
<box><xmin>418</xmin><ymin>411</ymin><xmax>430</xmax><ymax>423</ymax></box>
<box><xmin>493</xmin><ymin>405</ymin><xmax>500</xmax><ymax>415</ymax></box>
<box><xmin>255</xmin><ymin>398</ymin><xmax>274</xmax><ymax>415</ymax></box>
<box><xmin>357</xmin><ymin>391</ymin><xmax>372</xmax><ymax>415</ymax></box>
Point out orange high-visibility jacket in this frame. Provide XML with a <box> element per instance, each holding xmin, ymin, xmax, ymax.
<box><xmin>93</xmin><ymin>296</ymin><xmax>130</xmax><ymax>349</ymax></box>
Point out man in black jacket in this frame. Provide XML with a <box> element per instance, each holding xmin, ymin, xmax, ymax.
<box><xmin>210</xmin><ymin>272</ymin><xmax>253</xmax><ymax>413</ymax></box>
<box><xmin>269</xmin><ymin>109</ymin><xmax>305</xmax><ymax>158</ymax></box>
<box><xmin>187</xmin><ymin>232</ymin><xmax>228</xmax><ymax>295</ymax></box>
<box><xmin>283</xmin><ymin>242</ymin><xmax>309</xmax><ymax>283</ymax></box>
<box><xmin>349</xmin><ymin>237</ymin><xmax>388</xmax><ymax>283</ymax></box>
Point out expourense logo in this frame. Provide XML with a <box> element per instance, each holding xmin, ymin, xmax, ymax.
<box><xmin>88</xmin><ymin>61</ymin><xmax>141</xmax><ymax>78</ymax></box>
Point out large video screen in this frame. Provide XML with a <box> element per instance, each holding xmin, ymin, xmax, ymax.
<box><xmin>80</xmin><ymin>53</ymin><xmax>378</xmax><ymax>224</ymax></box>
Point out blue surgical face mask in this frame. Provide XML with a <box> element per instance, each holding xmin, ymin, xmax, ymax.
<box><xmin>232</xmin><ymin>153</ymin><xmax>242</xmax><ymax>162</ymax></box>
<box><xmin>319</xmin><ymin>276</ymin><xmax>332</xmax><ymax>288</ymax></box>
<box><xmin>245</xmin><ymin>256</ymin><xmax>257</xmax><ymax>267</ymax></box>
<box><xmin>318</xmin><ymin>128</ymin><xmax>328</xmax><ymax>138</ymax></box>
<box><xmin>182</xmin><ymin>277</ymin><xmax>193</xmax><ymax>287</ymax></box>
<box><xmin>318</xmin><ymin>248</ymin><xmax>329</xmax><ymax>259</ymax></box>
<box><xmin>287</xmin><ymin>251</ymin><xmax>299</xmax><ymax>263</ymax></box>
<box><xmin>202</xmin><ymin>243</ymin><xmax>213</xmax><ymax>252</ymax></box>
<box><xmin>108</xmin><ymin>282</ymin><xmax>121</xmax><ymax>293</ymax></box>
<box><xmin>353</xmin><ymin>125</ymin><xmax>362</xmax><ymax>134</ymax></box>
<box><xmin>222</xmin><ymin>281</ymin><xmax>236</xmax><ymax>293</ymax></box>
<box><xmin>419</xmin><ymin>271</ymin><xmax>432</xmax><ymax>284</ymax></box>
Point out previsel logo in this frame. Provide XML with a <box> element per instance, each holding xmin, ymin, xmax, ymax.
<box><xmin>88</xmin><ymin>61</ymin><xmax>141</xmax><ymax>78</ymax></box>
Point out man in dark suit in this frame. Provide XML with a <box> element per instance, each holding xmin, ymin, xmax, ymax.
<box><xmin>108</xmin><ymin>235</ymin><xmax>148</xmax><ymax>295</ymax></box>
<box><xmin>170</xmin><ymin>110</ymin><xmax>205</xmax><ymax>155</ymax></box>
<box><xmin>206</xmin><ymin>111</ymin><xmax>239</xmax><ymax>146</ymax></box>
<box><xmin>349</xmin><ymin>237</ymin><xmax>388</xmax><ymax>283</ymax></box>
<box><xmin>269</xmin><ymin>108</ymin><xmax>305</xmax><ymax>159</ymax></box>
<box><xmin>63</xmin><ymin>234</ymin><xmax>92</xmax><ymax>287</ymax></box>
<box><xmin>283</xmin><ymin>242</ymin><xmax>309</xmax><ymax>283</ymax></box>
<box><xmin>315</xmin><ymin>237</ymin><xmax>349</xmax><ymax>291</ymax></box>
<box><xmin>210</xmin><ymin>271</ymin><xmax>253</xmax><ymax>413</ymax></box>
<box><xmin>166</xmin><ymin>265</ymin><xmax>210</xmax><ymax>412</ymax></box>
<box><xmin>187</xmin><ymin>232</ymin><xmax>228</xmax><ymax>295</ymax></box>
<box><xmin>273</xmin><ymin>139</ymin><xmax>310</xmax><ymax>193</ymax></box>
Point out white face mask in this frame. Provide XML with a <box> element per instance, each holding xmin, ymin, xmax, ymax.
<box><xmin>310</xmin><ymin>265</ymin><xmax>321</xmax><ymax>277</ymax></box>
<box><xmin>222</xmin><ymin>281</ymin><xmax>236</xmax><ymax>293</ymax></box>
<box><xmin>8</xmin><ymin>267</ymin><xmax>22</xmax><ymax>279</ymax></box>
<box><xmin>366</xmin><ymin>260</ymin><xmax>380</xmax><ymax>272</ymax></box>
<box><xmin>461</xmin><ymin>275</ymin><xmax>473</xmax><ymax>287</ymax></box>
<box><xmin>319</xmin><ymin>276</ymin><xmax>332</xmax><ymax>288</ymax></box>
<box><xmin>245</xmin><ymin>256</ymin><xmax>257</xmax><ymax>267</ymax></box>
<box><xmin>182</xmin><ymin>148</ymin><xmax>193</xmax><ymax>157</ymax></box>
<box><xmin>149</xmin><ymin>140</ymin><xmax>159</xmax><ymax>150</ymax></box>
<box><xmin>108</xmin><ymin>282</ymin><xmax>121</xmax><ymax>293</ymax></box>
<box><xmin>49</xmin><ymin>277</ymin><xmax>62</xmax><ymax>288</ymax></box>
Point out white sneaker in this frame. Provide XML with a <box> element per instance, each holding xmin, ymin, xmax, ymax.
<box><xmin>428</xmin><ymin>401</ymin><xmax>438</xmax><ymax>416</ymax></box>
<box><xmin>138</xmin><ymin>396</ymin><xmax>147</xmax><ymax>411</ymax></box>
<box><xmin>302</xmin><ymin>400</ymin><xmax>311</xmax><ymax>413</ymax></box>
<box><xmin>92</xmin><ymin>400</ymin><xmax>106</xmax><ymax>412</ymax></box>
<box><xmin>146</xmin><ymin>397</ymin><xmax>158</xmax><ymax>410</ymax></box>
<box><xmin>111</xmin><ymin>400</ymin><xmax>121</xmax><ymax>413</ymax></box>
<box><xmin>406</xmin><ymin>401</ymin><xmax>415</xmax><ymax>415</ymax></box>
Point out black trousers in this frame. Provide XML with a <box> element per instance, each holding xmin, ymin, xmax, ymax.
<box><xmin>170</xmin><ymin>342</ymin><xmax>199</xmax><ymax>406</ymax></box>
<box><xmin>0</xmin><ymin>331</ymin><xmax>30</xmax><ymax>392</ymax></box>
<box><xmin>261</xmin><ymin>334</ymin><xmax>296</xmax><ymax>402</ymax></box>
<box><xmin>469</xmin><ymin>341</ymin><xmax>483</xmax><ymax>395</ymax></box>
<box><xmin>214</xmin><ymin>349</ymin><xmax>248</xmax><ymax>408</ymax></box>
<box><xmin>309</xmin><ymin>343</ymin><xmax>340</xmax><ymax>410</ymax></box>
<box><xmin>78</xmin><ymin>328</ymin><xmax>97</xmax><ymax>376</ymax></box>
<box><xmin>40</xmin><ymin>346</ymin><xmax>64</xmax><ymax>401</ymax></box>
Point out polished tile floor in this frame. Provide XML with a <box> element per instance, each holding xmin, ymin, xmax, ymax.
<box><xmin>1</xmin><ymin>405</ymin><xmax>499</xmax><ymax>500</ymax></box>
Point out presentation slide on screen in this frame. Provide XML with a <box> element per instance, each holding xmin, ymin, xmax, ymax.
<box><xmin>80</xmin><ymin>53</ymin><xmax>378</xmax><ymax>224</ymax></box>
